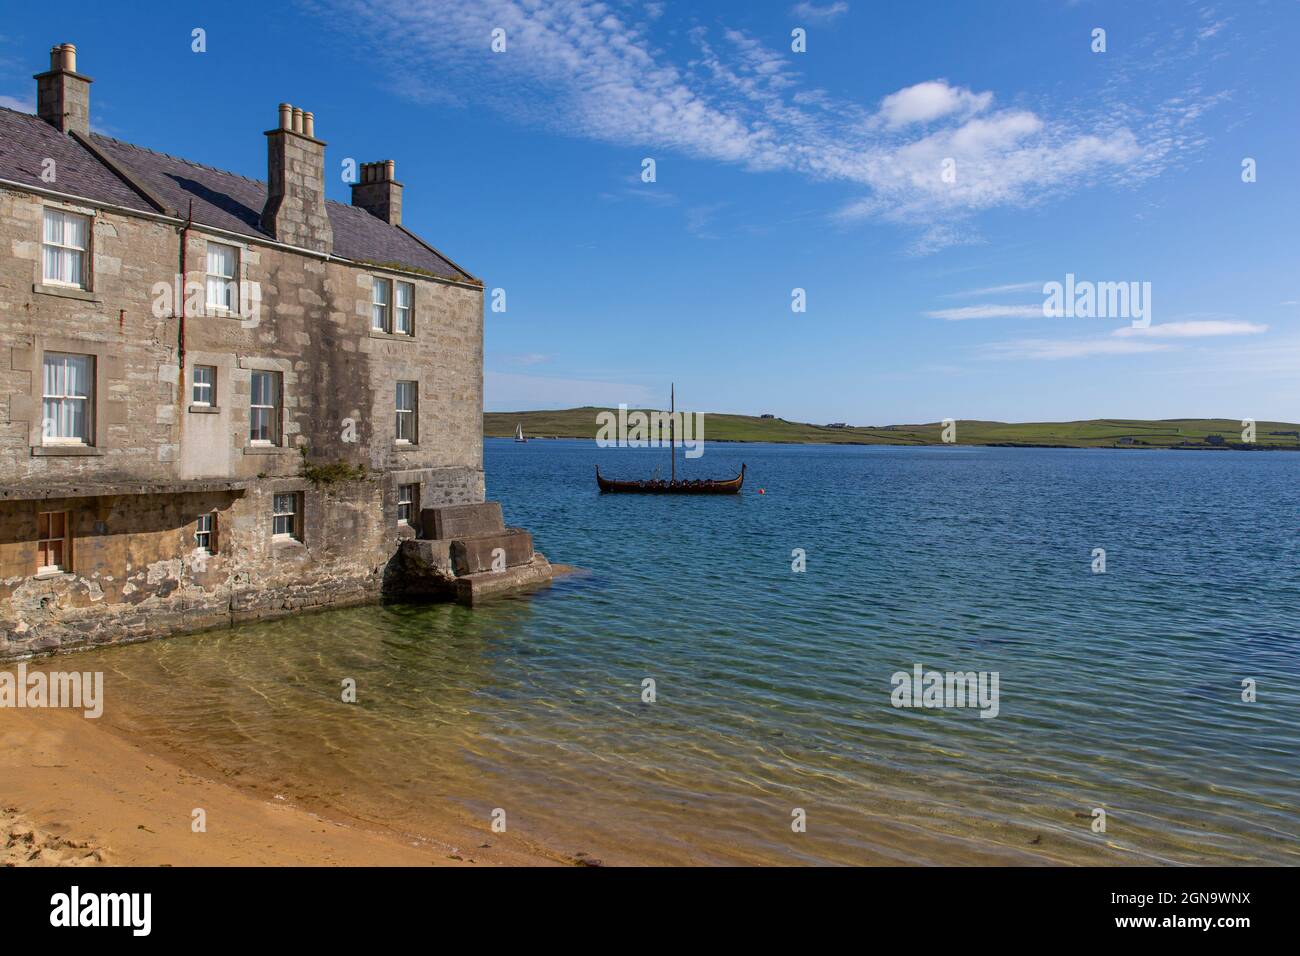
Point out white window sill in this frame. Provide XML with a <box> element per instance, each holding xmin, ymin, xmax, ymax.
<box><xmin>32</xmin><ymin>444</ymin><xmax>103</xmax><ymax>457</ymax></box>
<box><xmin>34</xmin><ymin>568</ymin><xmax>71</xmax><ymax>580</ymax></box>
<box><xmin>33</xmin><ymin>282</ymin><xmax>98</xmax><ymax>302</ymax></box>
<box><xmin>244</xmin><ymin>444</ymin><xmax>290</xmax><ymax>455</ymax></box>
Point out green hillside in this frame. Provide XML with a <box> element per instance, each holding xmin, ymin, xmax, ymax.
<box><xmin>486</xmin><ymin>408</ymin><xmax>1300</xmax><ymax>450</ymax></box>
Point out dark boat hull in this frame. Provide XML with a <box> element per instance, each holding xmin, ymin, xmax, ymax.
<box><xmin>596</xmin><ymin>464</ymin><xmax>745</xmax><ymax>494</ymax></box>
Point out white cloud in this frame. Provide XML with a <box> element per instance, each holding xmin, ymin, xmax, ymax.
<box><xmin>983</xmin><ymin>338</ymin><xmax>1173</xmax><ymax>360</ymax></box>
<box><xmin>790</xmin><ymin>2</ymin><xmax>849</xmax><ymax>22</ymax></box>
<box><xmin>494</xmin><ymin>352</ymin><xmax>555</xmax><ymax>366</ymax></box>
<box><xmin>979</xmin><ymin>318</ymin><xmax>1268</xmax><ymax>362</ymax></box>
<box><xmin>926</xmin><ymin>304</ymin><xmax>1044</xmax><ymax>320</ymax></box>
<box><xmin>1113</xmin><ymin>320</ymin><xmax>1266</xmax><ymax>338</ymax></box>
<box><xmin>328</xmin><ymin>0</ymin><xmax>1218</xmax><ymax>253</ymax></box>
<box><xmin>0</xmin><ymin>93</ymin><xmax>34</xmax><ymax>113</ymax></box>
<box><xmin>950</xmin><ymin>281</ymin><xmax>1043</xmax><ymax>297</ymax></box>
<box><xmin>875</xmin><ymin>80</ymin><xmax>993</xmax><ymax>128</ymax></box>
<box><xmin>1197</xmin><ymin>19</ymin><xmax>1229</xmax><ymax>40</ymax></box>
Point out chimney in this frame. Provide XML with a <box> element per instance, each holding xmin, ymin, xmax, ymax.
<box><xmin>261</xmin><ymin>103</ymin><xmax>333</xmax><ymax>253</ymax></box>
<box><xmin>35</xmin><ymin>43</ymin><xmax>92</xmax><ymax>136</ymax></box>
<box><xmin>351</xmin><ymin>160</ymin><xmax>403</xmax><ymax>226</ymax></box>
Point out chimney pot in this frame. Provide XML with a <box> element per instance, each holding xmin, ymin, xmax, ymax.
<box><xmin>351</xmin><ymin>159</ymin><xmax>403</xmax><ymax>225</ymax></box>
<box><xmin>36</xmin><ymin>41</ymin><xmax>91</xmax><ymax>136</ymax></box>
<box><xmin>263</xmin><ymin>102</ymin><xmax>333</xmax><ymax>253</ymax></box>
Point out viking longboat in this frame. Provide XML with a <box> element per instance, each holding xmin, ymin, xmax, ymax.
<box><xmin>595</xmin><ymin>463</ymin><xmax>745</xmax><ymax>494</ymax></box>
<box><xmin>595</xmin><ymin>384</ymin><xmax>746</xmax><ymax>494</ymax></box>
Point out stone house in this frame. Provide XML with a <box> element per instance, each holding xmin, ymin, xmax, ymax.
<box><xmin>0</xmin><ymin>43</ymin><xmax>487</xmax><ymax>658</ymax></box>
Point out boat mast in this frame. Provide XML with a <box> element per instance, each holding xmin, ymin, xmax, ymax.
<box><xmin>670</xmin><ymin>383</ymin><xmax>676</xmax><ymax>484</ymax></box>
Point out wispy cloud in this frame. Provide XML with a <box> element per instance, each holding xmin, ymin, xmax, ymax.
<box><xmin>1114</xmin><ymin>320</ymin><xmax>1266</xmax><ymax>338</ymax></box>
<box><xmin>685</xmin><ymin>202</ymin><xmax>728</xmax><ymax>239</ymax></box>
<box><xmin>0</xmin><ymin>93</ymin><xmax>34</xmax><ymax>112</ymax></box>
<box><xmin>981</xmin><ymin>317</ymin><xmax>1266</xmax><ymax>361</ymax></box>
<box><xmin>494</xmin><ymin>352</ymin><xmax>555</xmax><ymax>367</ymax></box>
<box><xmin>790</xmin><ymin>2</ymin><xmax>850</xmax><ymax>23</ymax></box>
<box><xmin>948</xmin><ymin>281</ymin><xmax>1043</xmax><ymax>297</ymax></box>
<box><xmin>926</xmin><ymin>304</ymin><xmax>1044</xmax><ymax>320</ymax></box>
<box><xmin>327</xmin><ymin>0</ymin><xmax>1221</xmax><ymax>253</ymax></box>
<box><xmin>982</xmin><ymin>338</ymin><xmax>1173</xmax><ymax>360</ymax></box>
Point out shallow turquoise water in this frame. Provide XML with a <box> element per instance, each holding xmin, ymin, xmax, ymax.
<box><xmin>66</xmin><ymin>441</ymin><xmax>1300</xmax><ymax>864</ymax></box>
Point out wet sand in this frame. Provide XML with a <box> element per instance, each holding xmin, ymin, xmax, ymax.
<box><xmin>0</xmin><ymin>705</ymin><xmax>562</xmax><ymax>867</ymax></box>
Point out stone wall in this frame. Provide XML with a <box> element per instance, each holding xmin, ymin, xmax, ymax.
<box><xmin>0</xmin><ymin>183</ymin><xmax>484</xmax><ymax>659</ymax></box>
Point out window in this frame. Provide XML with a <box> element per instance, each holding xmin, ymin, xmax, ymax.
<box><xmin>41</xmin><ymin>352</ymin><xmax>94</xmax><ymax>445</ymax></box>
<box><xmin>205</xmin><ymin>242</ymin><xmax>238</xmax><ymax>312</ymax></box>
<box><xmin>395</xmin><ymin>381</ymin><xmax>417</xmax><ymax>444</ymax></box>
<box><xmin>192</xmin><ymin>365</ymin><xmax>216</xmax><ymax>406</ymax></box>
<box><xmin>371</xmin><ymin>277</ymin><xmax>392</xmax><ymax>332</ymax></box>
<box><xmin>397</xmin><ymin>483</ymin><xmax>419</xmax><ymax>526</ymax></box>
<box><xmin>249</xmin><ymin>370</ymin><xmax>281</xmax><ymax>445</ymax></box>
<box><xmin>195</xmin><ymin>512</ymin><xmax>217</xmax><ymax>555</ymax></box>
<box><xmin>37</xmin><ymin>510</ymin><xmax>71</xmax><ymax>574</ymax></box>
<box><xmin>394</xmin><ymin>281</ymin><xmax>414</xmax><ymax>335</ymax></box>
<box><xmin>42</xmin><ymin>208</ymin><xmax>90</xmax><ymax>288</ymax></box>
<box><xmin>272</xmin><ymin>493</ymin><xmax>301</xmax><ymax>541</ymax></box>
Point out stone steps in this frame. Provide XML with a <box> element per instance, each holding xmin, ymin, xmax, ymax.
<box><xmin>393</xmin><ymin>501</ymin><xmax>553</xmax><ymax>605</ymax></box>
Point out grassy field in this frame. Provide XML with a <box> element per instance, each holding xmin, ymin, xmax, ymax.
<box><xmin>486</xmin><ymin>408</ymin><xmax>1300</xmax><ymax>449</ymax></box>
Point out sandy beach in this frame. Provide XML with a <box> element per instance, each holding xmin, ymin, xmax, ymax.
<box><xmin>0</xmin><ymin>704</ymin><xmax>561</xmax><ymax>867</ymax></box>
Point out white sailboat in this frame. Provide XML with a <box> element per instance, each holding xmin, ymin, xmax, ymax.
<box><xmin>514</xmin><ymin>423</ymin><xmax>527</xmax><ymax>443</ymax></box>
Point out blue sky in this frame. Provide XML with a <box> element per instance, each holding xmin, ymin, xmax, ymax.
<box><xmin>2</xmin><ymin>1</ymin><xmax>1297</xmax><ymax>423</ymax></box>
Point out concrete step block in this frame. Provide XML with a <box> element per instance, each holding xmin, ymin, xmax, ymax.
<box><xmin>449</xmin><ymin>528</ymin><xmax>533</xmax><ymax>575</ymax></box>
<box><xmin>420</xmin><ymin>501</ymin><xmax>504</xmax><ymax>540</ymax></box>
<box><xmin>455</xmin><ymin>554</ymin><xmax>553</xmax><ymax>606</ymax></box>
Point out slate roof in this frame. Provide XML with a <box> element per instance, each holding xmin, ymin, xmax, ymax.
<box><xmin>0</xmin><ymin>106</ymin><xmax>474</xmax><ymax>283</ymax></box>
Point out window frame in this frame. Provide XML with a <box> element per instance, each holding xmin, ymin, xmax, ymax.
<box><xmin>36</xmin><ymin>509</ymin><xmax>71</xmax><ymax>575</ymax></box>
<box><xmin>395</xmin><ymin>381</ymin><xmax>418</xmax><ymax>445</ymax></box>
<box><xmin>249</xmin><ymin>369</ymin><xmax>282</xmax><ymax>447</ymax></box>
<box><xmin>194</xmin><ymin>511</ymin><xmax>218</xmax><ymax>555</ymax></box>
<box><xmin>41</xmin><ymin>351</ymin><xmax>95</xmax><ymax>446</ymax></box>
<box><xmin>192</xmin><ymin>365</ymin><xmax>217</xmax><ymax>407</ymax></box>
<box><xmin>204</xmin><ymin>241</ymin><xmax>239</xmax><ymax>314</ymax></box>
<box><xmin>397</xmin><ymin>483</ymin><xmax>419</xmax><ymax>526</ymax></box>
<box><xmin>394</xmin><ymin>281</ymin><xmax>414</xmax><ymax>335</ymax></box>
<box><xmin>41</xmin><ymin>207</ymin><xmax>91</xmax><ymax>290</ymax></box>
<box><xmin>271</xmin><ymin>492</ymin><xmax>302</xmax><ymax>542</ymax></box>
<box><xmin>372</xmin><ymin>277</ymin><xmax>393</xmax><ymax>333</ymax></box>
